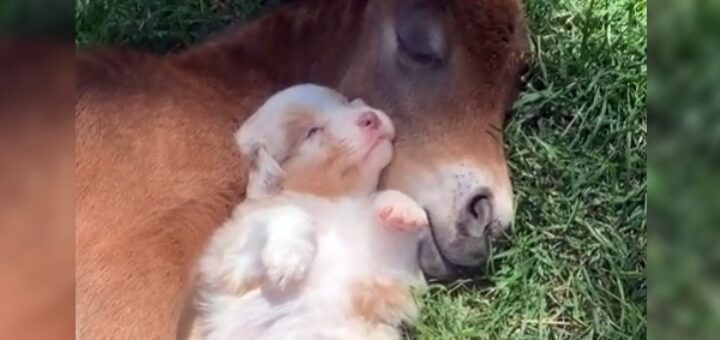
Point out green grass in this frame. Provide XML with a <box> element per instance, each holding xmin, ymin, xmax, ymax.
<box><xmin>76</xmin><ymin>0</ymin><xmax>271</xmax><ymax>52</ymax></box>
<box><xmin>77</xmin><ymin>0</ymin><xmax>647</xmax><ymax>338</ymax></box>
<box><xmin>649</xmin><ymin>1</ymin><xmax>720</xmax><ymax>339</ymax></box>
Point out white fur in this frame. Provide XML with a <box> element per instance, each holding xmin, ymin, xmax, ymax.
<box><xmin>194</xmin><ymin>84</ymin><xmax>425</xmax><ymax>340</ymax></box>
<box><xmin>235</xmin><ymin>84</ymin><xmax>395</xmax><ymax>166</ymax></box>
<box><xmin>197</xmin><ymin>193</ymin><xmax>424</xmax><ymax>340</ymax></box>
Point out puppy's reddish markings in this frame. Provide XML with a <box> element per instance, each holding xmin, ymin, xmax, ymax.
<box><xmin>350</xmin><ymin>279</ymin><xmax>413</xmax><ymax>324</ymax></box>
<box><xmin>283</xmin><ymin>139</ymin><xmax>360</xmax><ymax>198</ymax></box>
<box><xmin>267</xmin><ymin>107</ymin><xmax>361</xmax><ymax>198</ymax></box>
<box><xmin>219</xmin><ymin>276</ymin><xmax>263</xmax><ymax>296</ymax></box>
<box><xmin>281</xmin><ymin>108</ymin><xmax>321</xmax><ymax>155</ymax></box>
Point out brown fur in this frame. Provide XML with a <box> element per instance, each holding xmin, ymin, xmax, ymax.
<box><xmin>76</xmin><ymin>0</ymin><xmax>529</xmax><ymax>338</ymax></box>
<box><xmin>283</xmin><ymin>133</ymin><xmax>360</xmax><ymax>197</ymax></box>
<box><xmin>220</xmin><ymin>276</ymin><xmax>263</xmax><ymax>296</ymax></box>
<box><xmin>266</xmin><ymin>106</ymin><xmax>364</xmax><ymax>197</ymax></box>
<box><xmin>0</xmin><ymin>41</ymin><xmax>74</xmax><ymax>340</ymax></box>
<box><xmin>350</xmin><ymin>279</ymin><xmax>413</xmax><ymax>325</ymax></box>
<box><xmin>284</xmin><ymin>150</ymin><xmax>360</xmax><ymax>197</ymax></box>
<box><xmin>280</xmin><ymin>109</ymin><xmax>320</xmax><ymax>158</ymax></box>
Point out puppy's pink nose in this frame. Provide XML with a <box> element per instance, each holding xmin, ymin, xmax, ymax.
<box><xmin>356</xmin><ymin>111</ymin><xmax>380</xmax><ymax>130</ymax></box>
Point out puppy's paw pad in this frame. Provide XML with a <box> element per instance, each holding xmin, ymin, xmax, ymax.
<box><xmin>376</xmin><ymin>192</ymin><xmax>429</xmax><ymax>231</ymax></box>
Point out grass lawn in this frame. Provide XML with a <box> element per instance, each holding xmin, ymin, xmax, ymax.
<box><xmin>77</xmin><ymin>0</ymin><xmax>647</xmax><ymax>338</ymax></box>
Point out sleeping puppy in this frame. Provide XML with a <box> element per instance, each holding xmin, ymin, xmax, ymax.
<box><xmin>192</xmin><ymin>84</ymin><xmax>428</xmax><ymax>340</ymax></box>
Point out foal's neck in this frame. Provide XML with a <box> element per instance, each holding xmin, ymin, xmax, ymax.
<box><xmin>171</xmin><ymin>0</ymin><xmax>369</xmax><ymax>95</ymax></box>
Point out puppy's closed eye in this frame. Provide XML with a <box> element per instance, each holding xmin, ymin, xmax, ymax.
<box><xmin>306</xmin><ymin>127</ymin><xmax>323</xmax><ymax>139</ymax></box>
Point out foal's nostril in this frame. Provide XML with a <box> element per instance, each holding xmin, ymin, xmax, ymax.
<box><xmin>467</xmin><ymin>193</ymin><xmax>493</xmax><ymax>227</ymax></box>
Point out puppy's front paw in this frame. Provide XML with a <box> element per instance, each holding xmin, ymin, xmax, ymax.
<box><xmin>375</xmin><ymin>190</ymin><xmax>429</xmax><ymax>231</ymax></box>
<box><xmin>262</xmin><ymin>239</ymin><xmax>315</xmax><ymax>289</ymax></box>
<box><xmin>262</xmin><ymin>207</ymin><xmax>317</xmax><ymax>289</ymax></box>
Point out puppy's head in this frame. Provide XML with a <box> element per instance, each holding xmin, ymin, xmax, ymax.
<box><xmin>237</xmin><ymin>84</ymin><xmax>395</xmax><ymax>198</ymax></box>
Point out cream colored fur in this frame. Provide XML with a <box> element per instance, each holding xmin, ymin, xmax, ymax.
<box><xmin>193</xmin><ymin>85</ymin><xmax>427</xmax><ymax>340</ymax></box>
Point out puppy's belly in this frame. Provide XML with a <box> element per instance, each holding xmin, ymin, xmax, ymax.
<box><xmin>202</xmin><ymin>286</ymin><xmax>371</xmax><ymax>339</ymax></box>
<box><xmin>203</xmin><ymin>213</ymin><xmax>421</xmax><ymax>339</ymax></box>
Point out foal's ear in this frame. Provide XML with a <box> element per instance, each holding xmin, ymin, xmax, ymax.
<box><xmin>247</xmin><ymin>147</ymin><xmax>285</xmax><ymax>199</ymax></box>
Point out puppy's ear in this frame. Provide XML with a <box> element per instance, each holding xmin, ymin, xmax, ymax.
<box><xmin>235</xmin><ymin>108</ymin><xmax>292</xmax><ymax>164</ymax></box>
<box><xmin>247</xmin><ymin>147</ymin><xmax>285</xmax><ymax>199</ymax></box>
<box><xmin>235</xmin><ymin>117</ymin><xmax>265</xmax><ymax>160</ymax></box>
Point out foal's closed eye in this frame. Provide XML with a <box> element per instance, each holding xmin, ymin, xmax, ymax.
<box><xmin>306</xmin><ymin>127</ymin><xmax>323</xmax><ymax>139</ymax></box>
